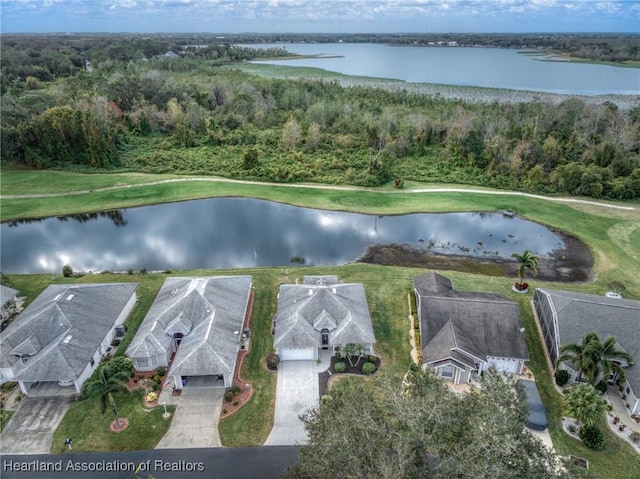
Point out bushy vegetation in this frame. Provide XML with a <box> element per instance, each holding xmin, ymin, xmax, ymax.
<box><xmin>579</xmin><ymin>425</ymin><xmax>606</xmax><ymax>450</ymax></box>
<box><xmin>2</xmin><ymin>35</ymin><xmax>639</xmax><ymax>199</ymax></box>
<box><xmin>555</xmin><ymin>369</ymin><xmax>570</xmax><ymax>387</ymax></box>
<box><xmin>361</xmin><ymin>362</ymin><xmax>376</xmax><ymax>375</ymax></box>
<box><xmin>333</xmin><ymin>361</ymin><xmax>347</xmax><ymax>373</ymax></box>
<box><xmin>266</xmin><ymin>353</ymin><xmax>280</xmax><ymax>370</ymax></box>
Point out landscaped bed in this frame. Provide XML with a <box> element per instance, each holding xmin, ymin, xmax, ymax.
<box><xmin>319</xmin><ymin>355</ymin><xmax>381</xmax><ymax>398</ymax></box>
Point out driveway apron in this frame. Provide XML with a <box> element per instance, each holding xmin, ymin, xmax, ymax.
<box><xmin>265</xmin><ymin>360</ymin><xmax>319</xmax><ymax>446</ymax></box>
<box><xmin>155</xmin><ymin>388</ymin><xmax>224</xmax><ymax>449</ymax></box>
<box><xmin>0</xmin><ymin>396</ymin><xmax>72</xmax><ymax>454</ymax></box>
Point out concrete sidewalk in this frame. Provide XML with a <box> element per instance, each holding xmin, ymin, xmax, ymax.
<box><xmin>155</xmin><ymin>388</ymin><xmax>224</xmax><ymax>449</ymax></box>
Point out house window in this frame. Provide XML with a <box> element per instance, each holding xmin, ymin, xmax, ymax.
<box><xmin>440</xmin><ymin>366</ymin><xmax>454</xmax><ymax>379</ymax></box>
<box><xmin>137</xmin><ymin>358</ymin><xmax>149</xmax><ymax>368</ymax></box>
<box><xmin>90</xmin><ymin>358</ymin><xmax>95</xmax><ymax>367</ymax></box>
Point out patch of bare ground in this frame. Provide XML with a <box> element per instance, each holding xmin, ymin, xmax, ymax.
<box><xmin>358</xmin><ymin>228</ymin><xmax>593</xmax><ymax>283</ymax></box>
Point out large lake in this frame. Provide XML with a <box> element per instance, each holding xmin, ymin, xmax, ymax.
<box><xmin>251</xmin><ymin>43</ymin><xmax>640</xmax><ymax>95</ymax></box>
<box><xmin>0</xmin><ymin>198</ymin><xmax>565</xmax><ymax>274</ymax></box>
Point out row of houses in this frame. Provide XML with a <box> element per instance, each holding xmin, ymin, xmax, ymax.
<box><xmin>1</xmin><ymin>274</ymin><xmax>638</xmax><ymax>416</ymax></box>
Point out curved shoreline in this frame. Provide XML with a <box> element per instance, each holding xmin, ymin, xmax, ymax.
<box><xmin>240</xmin><ymin>63</ymin><xmax>640</xmax><ymax>110</ymax></box>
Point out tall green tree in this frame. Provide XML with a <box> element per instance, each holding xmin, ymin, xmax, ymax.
<box><xmin>511</xmin><ymin>249</ymin><xmax>540</xmax><ymax>286</ymax></box>
<box><xmin>557</xmin><ymin>332</ymin><xmax>632</xmax><ymax>386</ymax></box>
<box><xmin>562</xmin><ymin>383</ymin><xmax>609</xmax><ymax>427</ymax></box>
<box><xmin>288</xmin><ymin>369</ymin><xmax>591</xmax><ymax>479</ymax></box>
<box><xmin>82</xmin><ymin>364</ymin><xmax>130</xmax><ymax>429</ymax></box>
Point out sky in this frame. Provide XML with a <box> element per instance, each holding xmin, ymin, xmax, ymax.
<box><xmin>0</xmin><ymin>0</ymin><xmax>638</xmax><ymax>34</ymax></box>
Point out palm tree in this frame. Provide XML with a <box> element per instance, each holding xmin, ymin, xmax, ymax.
<box><xmin>511</xmin><ymin>250</ymin><xmax>539</xmax><ymax>288</ymax></box>
<box><xmin>82</xmin><ymin>364</ymin><xmax>130</xmax><ymax>429</ymax></box>
<box><xmin>557</xmin><ymin>332</ymin><xmax>599</xmax><ymax>384</ymax></box>
<box><xmin>557</xmin><ymin>332</ymin><xmax>632</xmax><ymax>386</ymax></box>
<box><xmin>562</xmin><ymin>383</ymin><xmax>609</xmax><ymax>427</ymax></box>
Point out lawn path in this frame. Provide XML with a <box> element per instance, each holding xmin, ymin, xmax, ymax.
<box><xmin>1</xmin><ymin>176</ymin><xmax>634</xmax><ymax>211</ymax></box>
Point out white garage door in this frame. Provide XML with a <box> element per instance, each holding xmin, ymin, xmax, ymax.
<box><xmin>490</xmin><ymin>359</ymin><xmax>518</xmax><ymax>373</ymax></box>
<box><xmin>279</xmin><ymin>348</ymin><xmax>315</xmax><ymax>361</ymax></box>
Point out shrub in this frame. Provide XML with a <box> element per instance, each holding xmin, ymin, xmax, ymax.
<box><xmin>230</xmin><ymin>384</ymin><xmax>241</xmax><ymax>395</ymax></box>
<box><xmin>224</xmin><ymin>390</ymin><xmax>234</xmax><ymax>402</ymax></box>
<box><xmin>151</xmin><ymin>382</ymin><xmax>161</xmax><ymax>392</ymax></box>
<box><xmin>232</xmin><ymin>400</ymin><xmax>239</xmax><ymax>406</ymax></box>
<box><xmin>368</xmin><ymin>355</ymin><xmax>378</xmax><ymax>364</ymax></box>
<box><xmin>145</xmin><ymin>392</ymin><xmax>158</xmax><ymax>403</ymax></box>
<box><xmin>222</xmin><ymin>408</ymin><xmax>227</xmax><ymax>414</ymax></box>
<box><xmin>127</xmin><ymin>268</ymin><xmax>134</xmax><ymax>275</ymax></box>
<box><xmin>555</xmin><ymin>369</ymin><xmax>570</xmax><ymax>387</ymax></box>
<box><xmin>595</xmin><ymin>380</ymin><xmax>608</xmax><ymax>394</ymax></box>
<box><xmin>107</xmin><ymin>356</ymin><xmax>134</xmax><ymax>377</ymax></box>
<box><xmin>579</xmin><ymin>425</ymin><xmax>605</xmax><ymax>450</ymax></box>
<box><xmin>629</xmin><ymin>431</ymin><xmax>640</xmax><ymax>444</ymax></box>
<box><xmin>362</xmin><ymin>362</ymin><xmax>376</xmax><ymax>375</ymax></box>
<box><xmin>157</xmin><ymin>367</ymin><xmax>166</xmax><ymax>377</ymax></box>
<box><xmin>62</xmin><ymin>264</ymin><xmax>73</xmax><ymax>277</ymax></box>
<box><xmin>334</xmin><ymin>361</ymin><xmax>346</xmax><ymax>373</ymax></box>
<box><xmin>266</xmin><ymin>353</ymin><xmax>280</xmax><ymax>370</ymax></box>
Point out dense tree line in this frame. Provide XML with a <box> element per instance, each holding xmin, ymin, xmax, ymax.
<box><xmin>1</xmin><ymin>35</ymin><xmax>639</xmax><ymax>199</ymax></box>
<box><xmin>229</xmin><ymin>32</ymin><xmax>640</xmax><ymax>63</ymax></box>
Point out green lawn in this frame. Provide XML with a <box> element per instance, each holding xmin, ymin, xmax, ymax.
<box><xmin>51</xmin><ymin>389</ymin><xmax>175</xmax><ymax>453</ymax></box>
<box><xmin>2</xmin><ymin>170</ymin><xmax>639</xmax><ymax>476</ymax></box>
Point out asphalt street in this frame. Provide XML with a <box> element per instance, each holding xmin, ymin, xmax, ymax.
<box><xmin>1</xmin><ymin>446</ymin><xmax>299</xmax><ymax>479</ymax></box>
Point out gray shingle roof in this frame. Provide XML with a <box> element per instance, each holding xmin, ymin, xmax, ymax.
<box><xmin>0</xmin><ymin>283</ymin><xmax>138</xmax><ymax>381</ymax></box>
<box><xmin>127</xmin><ymin>276</ymin><xmax>252</xmax><ymax>377</ymax></box>
<box><xmin>1</xmin><ymin>285</ymin><xmax>19</xmax><ymax>305</ymax></box>
<box><xmin>537</xmin><ymin>288</ymin><xmax>640</xmax><ymax>394</ymax></box>
<box><xmin>415</xmin><ymin>272</ymin><xmax>528</xmax><ymax>365</ymax></box>
<box><xmin>274</xmin><ymin>276</ymin><xmax>375</xmax><ymax>350</ymax></box>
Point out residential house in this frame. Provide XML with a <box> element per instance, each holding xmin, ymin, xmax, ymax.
<box><xmin>1</xmin><ymin>285</ymin><xmax>19</xmax><ymax>322</ymax></box>
<box><xmin>126</xmin><ymin>276</ymin><xmax>252</xmax><ymax>389</ymax></box>
<box><xmin>414</xmin><ymin>272</ymin><xmax>529</xmax><ymax>384</ymax></box>
<box><xmin>0</xmin><ymin>283</ymin><xmax>138</xmax><ymax>395</ymax></box>
<box><xmin>273</xmin><ymin>276</ymin><xmax>376</xmax><ymax>361</ymax></box>
<box><xmin>533</xmin><ymin>288</ymin><xmax>640</xmax><ymax>415</ymax></box>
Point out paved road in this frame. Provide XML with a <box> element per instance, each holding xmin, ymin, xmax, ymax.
<box><xmin>0</xmin><ymin>446</ymin><xmax>299</xmax><ymax>479</ymax></box>
<box><xmin>0</xmin><ymin>396</ymin><xmax>72</xmax><ymax>455</ymax></box>
<box><xmin>155</xmin><ymin>388</ymin><xmax>223</xmax><ymax>449</ymax></box>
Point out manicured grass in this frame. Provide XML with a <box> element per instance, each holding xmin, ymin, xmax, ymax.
<box><xmin>50</xmin><ymin>389</ymin><xmax>175</xmax><ymax>453</ymax></box>
<box><xmin>2</xmin><ymin>169</ymin><xmax>639</xmax><ymax>476</ymax></box>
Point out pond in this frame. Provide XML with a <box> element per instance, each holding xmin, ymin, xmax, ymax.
<box><xmin>0</xmin><ymin>198</ymin><xmax>565</xmax><ymax>274</ymax></box>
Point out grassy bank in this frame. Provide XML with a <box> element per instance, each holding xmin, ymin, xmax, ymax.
<box><xmin>2</xmin><ymin>170</ymin><xmax>639</xmax><ymax>476</ymax></box>
<box><xmin>2</xmin><ymin>169</ymin><xmax>638</xmax><ymax>298</ymax></box>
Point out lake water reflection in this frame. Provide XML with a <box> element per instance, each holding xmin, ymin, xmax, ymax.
<box><xmin>0</xmin><ymin>198</ymin><xmax>565</xmax><ymax>274</ymax></box>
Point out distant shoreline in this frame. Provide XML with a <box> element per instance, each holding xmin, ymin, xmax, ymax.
<box><xmin>236</xmin><ymin>62</ymin><xmax>640</xmax><ymax>110</ymax></box>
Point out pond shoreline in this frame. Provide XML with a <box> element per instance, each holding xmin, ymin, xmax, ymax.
<box><xmin>358</xmin><ymin>227</ymin><xmax>594</xmax><ymax>283</ymax></box>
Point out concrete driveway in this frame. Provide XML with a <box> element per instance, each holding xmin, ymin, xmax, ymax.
<box><xmin>155</xmin><ymin>388</ymin><xmax>224</xmax><ymax>449</ymax></box>
<box><xmin>265</xmin><ymin>360</ymin><xmax>321</xmax><ymax>446</ymax></box>
<box><xmin>0</xmin><ymin>396</ymin><xmax>72</xmax><ymax>454</ymax></box>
